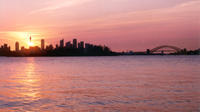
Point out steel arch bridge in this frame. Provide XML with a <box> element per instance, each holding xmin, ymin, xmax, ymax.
<box><xmin>150</xmin><ymin>45</ymin><xmax>182</xmax><ymax>54</ymax></box>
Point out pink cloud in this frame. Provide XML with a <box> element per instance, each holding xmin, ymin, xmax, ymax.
<box><xmin>0</xmin><ymin>0</ymin><xmax>199</xmax><ymax>51</ymax></box>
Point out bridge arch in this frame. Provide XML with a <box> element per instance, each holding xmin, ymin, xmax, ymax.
<box><xmin>150</xmin><ymin>45</ymin><xmax>182</xmax><ymax>54</ymax></box>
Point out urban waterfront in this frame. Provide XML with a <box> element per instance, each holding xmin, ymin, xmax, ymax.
<box><xmin>1</xmin><ymin>38</ymin><xmax>199</xmax><ymax>57</ymax></box>
<box><xmin>0</xmin><ymin>56</ymin><xmax>199</xmax><ymax>112</ymax></box>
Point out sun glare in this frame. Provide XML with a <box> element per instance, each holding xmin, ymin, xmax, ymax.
<box><xmin>28</xmin><ymin>42</ymin><xmax>34</xmax><ymax>47</ymax></box>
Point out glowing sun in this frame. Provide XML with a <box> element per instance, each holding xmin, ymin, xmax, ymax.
<box><xmin>28</xmin><ymin>42</ymin><xmax>34</xmax><ymax>47</ymax></box>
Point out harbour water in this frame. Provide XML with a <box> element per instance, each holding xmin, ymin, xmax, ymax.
<box><xmin>0</xmin><ymin>56</ymin><xmax>199</xmax><ymax>112</ymax></box>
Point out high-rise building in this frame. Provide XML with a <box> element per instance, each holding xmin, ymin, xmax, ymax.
<box><xmin>80</xmin><ymin>41</ymin><xmax>84</xmax><ymax>49</ymax></box>
<box><xmin>85</xmin><ymin>43</ymin><xmax>90</xmax><ymax>49</ymax></box>
<box><xmin>78</xmin><ymin>41</ymin><xmax>84</xmax><ymax>49</ymax></box>
<box><xmin>15</xmin><ymin>42</ymin><xmax>19</xmax><ymax>52</ymax></box>
<box><xmin>21</xmin><ymin>46</ymin><xmax>25</xmax><ymax>52</ymax></box>
<box><xmin>78</xmin><ymin>43</ymin><xmax>81</xmax><ymax>49</ymax></box>
<box><xmin>73</xmin><ymin>39</ymin><xmax>77</xmax><ymax>48</ymax></box>
<box><xmin>41</xmin><ymin>39</ymin><xmax>45</xmax><ymax>50</ymax></box>
<box><xmin>85</xmin><ymin>43</ymin><xmax>92</xmax><ymax>53</ymax></box>
<box><xmin>60</xmin><ymin>39</ymin><xmax>64</xmax><ymax>48</ymax></box>
<box><xmin>46</xmin><ymin>44</ymin><xmax>53</xmax><ymax>51</ymax></box>
<box><xmin>1</xmin><ymin>44</ymin><xmax>10</xmax><ymax>52</ymax></box>
<box><xmin>4</xmin><ymin>44</ymin><xmax>7</xmax><ymax>48</ymax></box>
<box><xmin>56</xmin><ymin>44</ymin><xmax>59</xmax><ymax>49</ymax></box>
<box><xmin>65</xmin><ymin>41</ymin><xmax>72</xmax><ymax>48</ymax></box>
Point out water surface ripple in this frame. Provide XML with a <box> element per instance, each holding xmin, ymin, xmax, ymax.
<box><xmin>0</xmin><ymin>56</ymin><xmax>199</xmax><ymax>112</ymax></box>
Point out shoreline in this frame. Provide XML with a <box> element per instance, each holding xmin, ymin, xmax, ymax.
<box><xmin>0</xmin><ymin>54</ymin><xmax>199</xmax><ymax>57</ymax></box>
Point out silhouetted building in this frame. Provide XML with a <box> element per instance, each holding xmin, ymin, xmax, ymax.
<box><xmin>66</xmin><ymin>41</ymin><xmax>72</xmax><ymax>48</ymax></box>
<box><xmin>46</xmin><ymin>44</ymin><xmax>53</xmax><ymax>51</ymax></box>
<box><xmin>85</xmin><ymin>43</ymin><xmax>93</xmax><ymax>53</ymax></box>
<box><xmin>78</xmin><ymin>43</ymin><xmax>81</xmax><ymax>49</ymax></box>
<box><xmin>78</xmin><ymin>41</ymin><xmax>84</xmax><ymax>49</ymax></box>
<box><xmin>146</xmin><ymin>49</ymin><xmax>150</xmax><ymax>55</ymax></box>
<box><xmin>85</xmin><ymin>43</ymin><xmax>90</xmax><ymax>49</ymax></box>
<box><xmin>56</xmin><ymin>44</ymin><xmax>59</xmax><ymax>49</ymax></box>
<box><xmin>0</xmin><ymin>44</ymin><xmax>10</xmax><ymax>52</ymax></box>
<box><xmin>182</xmin><ymin>48</ymin><xmax>187</xmax><ymax>54</ymax></box>
<box><xmin>0</xmin><ymin>44</ymin><xmax>10</xmax><ymax>56</ymax></box>
<box><xmin>73</xmin><ymin>39</ymin><xmax>77</xmax><ymax>48</ymax></box>
<box><xmin>4</xmin><ymin>44</ymin><xmax>7</xmax><ymax>48</ymax></box>
<box><xmin>21</xmin><ymin>46</ymin><xmax>25</xmax><ymax>52</ymax></box>
<box><xmin>60</xmin><ymin>39</ymin><xmax>64</xmax><ymax>48</ymax></box>
<box><xmin>0</xmin><ymin>38</ymin><xmax>115</xmax><ymax>56</ymax></box>
<box><xmin>41</xmin><ymin>39</ymin><xmax>45</xmax><ymax>50</ymax></box>
<box><xmin>15</xmin><ymin>42</ymin><xmax>19</xmax><ymax>52</ymax></box>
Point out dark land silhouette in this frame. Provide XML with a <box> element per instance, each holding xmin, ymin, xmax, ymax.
<box><xmin>0</xmin><ymin>38</ymin><xmax>117</xmax><ymax>57</ymax></box>
<box><xmin>0</xmin><ymin>38</ymin><xmax>199</xmax><ymax>57</ymax></box>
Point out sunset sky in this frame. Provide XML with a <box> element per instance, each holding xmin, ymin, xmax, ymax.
<box><xmin>0</xmin><ymin>0</ymin><xmax>199</xmax><ymax>51</ymax></box>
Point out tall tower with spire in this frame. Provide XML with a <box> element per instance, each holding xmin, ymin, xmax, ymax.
<box><xmin>30</xmin><ymin>36</ymin><xmax>32</xmax><ymax>42</ymax></box>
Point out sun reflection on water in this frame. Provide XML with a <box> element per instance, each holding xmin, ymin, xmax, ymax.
<box><xmin>17</xmin><ymin>58</ymin><xmax>41</xmax><ymax>101</ymax></box>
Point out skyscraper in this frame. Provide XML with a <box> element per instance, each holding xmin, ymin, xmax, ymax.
<box><xmin>56</xmin><ymin>44</ymin><xmax>59</xmax><ymax>49</ymax></box>
<box><xmin>78</xmin><ymin>43</ymin><xmax>81</xmax><ymax>49</ymax></box>
<box><xmin>78</xmin><ymin>41</ymin><xmax>84</xmax><ymax>49</ymax></box>
<box><xmin>73</xmin><ymin>39</ymin><xmax>77</xmax><ymax>48</ymax></box>
<box><xmin>15</xmin><ymin>42</ymin><xmax>19</xmax><ymax>52</ymax></box>
<box><xmin>60</xmin><ymin>39</ymin><xmax>64</xmax><ymax>48</ymax></box>
<box><xmin>41</xmin><ymin>39</ymin><xmax>45</xmax><ymax>50</ymax></box>
<box><xmin>80</xmin><ymin>41</ymin><xmax>84</xmax><ymax>49</ymax></box>
<box><xmin>66</xmin><ymin>41</ymin><xmax>72</xmax><ymax>48</ymax></box>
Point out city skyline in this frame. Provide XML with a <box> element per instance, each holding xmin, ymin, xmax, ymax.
<box><xmin>0</xmin><ymin>0</ymin><xmax>199</xmax><ymax>51</ymax></box>
<box><xmin>0</xmin><ymin>36</ymin><xmax>199</xmax><ymax>52</ymax></box>
<box><xmin>0</xmin><ymin>38</ymin><xmax>117</xmax><ymax>56</ymax></box>
<box><xmin>0</xmin><ymin>37</ymin><xmax>199</xmax><ymax>56</ymax></box>
<box><xmin>0</xmin><ymin>37</ymin><xmax>196</xmax><ymax>52</ymax></box>
<box><xmin>12</xmin><ymin>38</ymin><xmax>90</xmax><ymax>51</ymax></box>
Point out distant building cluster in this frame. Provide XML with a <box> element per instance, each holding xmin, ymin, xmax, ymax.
<box><xmin>0</xmin><ymin>44</ymin><xmax>11</xmax><ymax>56</ymax></box>
<box><xmin>0</xmin><ymin>38</ymin><xmax>114</xmax><ymax>56</ymax></box>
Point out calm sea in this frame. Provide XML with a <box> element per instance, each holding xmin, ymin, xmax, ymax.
<box><xmin>0</xmin><ymin>56</ymin><xmax>199</xmax><ymax>112</ymax></box>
